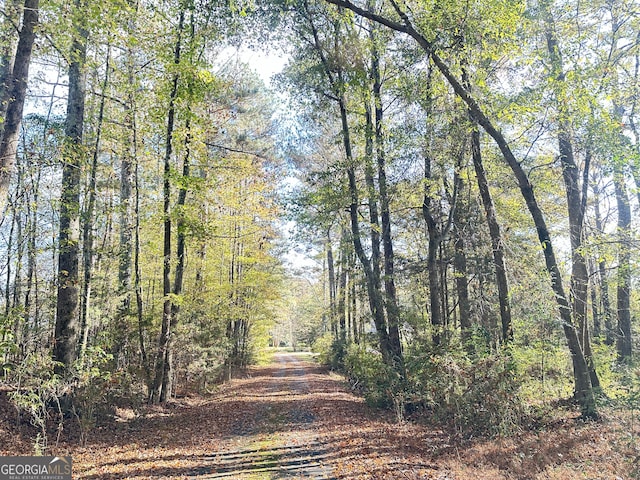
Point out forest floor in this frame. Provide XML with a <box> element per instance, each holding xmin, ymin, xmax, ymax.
<box><xmin>1</xmin><ymin>351</ymin><xmax>639</xmax><ymax>479</ymax></box>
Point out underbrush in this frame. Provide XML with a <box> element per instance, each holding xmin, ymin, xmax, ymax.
<box><xmin>323</xmin><ymin>340</ymin><xmax>528</xmax><ymax>438</ymax></box>
<box><xmin>406</xmin><ymin>346</ymin><xmax>526</xmax><ymax>437</ymax></box>
<box><xmin>319</xmin><ymin>331</ymin><xmax>640</xmax><ymax>445</ymax></box>
<box><xmin>2</xmin><ymin>348</ymin><xmax>142</xmax><ymax>452</ymax></box>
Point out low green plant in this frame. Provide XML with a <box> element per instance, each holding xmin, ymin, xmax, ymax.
<box><xmin>9</xmin><ymin>353</ymin><xmax>65</xmax><ymax>454</ymax></box>
<box><xmin>8</xmin><ymin>348</ymin><xmax>115</xmax><ymax>451</ymax></box>
<box><xmin>71</xmin><ymin>346</ymin><xmax>113</xmax><ymax>446</ymax></box>
<box><xmin>406</xmin><ymin>345</ymin><xmax>526</xmax><ymax>437</ymax></box>
<box><xmin>343</xmin><ymin>345</ymin><xmax>398</xmax><ymax>409</ymax></box>
<box><xmin>311</xmin><ymin>332</ymin><xmax>335</xmax><ymax>366</ymax></box>
<box><xmin>0</xmin><ymin>313</ymin><xmax>18</xmax><ymax>377</ymax></box>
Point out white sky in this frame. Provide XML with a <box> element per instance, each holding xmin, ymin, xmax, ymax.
<box><xmin>219</xmin><ymin>46</ymin><xmax>289</xmax><ymax>86</ymax></box>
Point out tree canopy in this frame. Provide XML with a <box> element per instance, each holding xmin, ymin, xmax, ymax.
<box><xmin>0</xmin><ymin>0</ymin><xmax>638</xmax><ymax>447</ymax></box>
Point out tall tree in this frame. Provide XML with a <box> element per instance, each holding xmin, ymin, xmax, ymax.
<box><xmin>53</xmin><ymin>0</ymin><xmax>88</xmax><ymax>371</ymax></box>
<box><xmin>150</xmin><ymin>5</ymin><xmax>185</xmax><ymax>404</ymax></box>
<box><xmin>369</xmin><ymin>17</ymin><xmax>402</xmax><ymax>363</ymax></box>
<box><xmin>541</xmin><ymin>0</ymin><xmax>598</xmax><ymax>388</ymax></box>
<box><xmin>0</xmin><ymin>0</ymin><xmax>22</xmax><ymax>124</ymax></box>
<box><xmin>325</xmin><ymin>0</ymin><xmax>597</xmax><ymax>417</ymax></box>
<box><xmin>613</xmin><ymin>167</ymin><xmax>632</xmax><ymax>361</ymax></box>
<box><xmin>0</xmin><ymin>0</ymin><xmax>39</xmax><ymax>214</ymax></box>
<box><xmin>79</xmin><ymin>44</ymin><xmax>111</xmax><ymax>357</ymax></box>
<box><xmin>295</xmin><ymin>0</ymin><xmax>400</xmax><ymax>367</ymax></box>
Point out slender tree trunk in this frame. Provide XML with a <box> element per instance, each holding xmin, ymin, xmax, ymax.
<box><xmin>606</xmin><ymin>7</ymin><xmax>634</xmax><ymax>361</ymax></box>
<box><xmin>371</xmin><ymin>32</ymin><xmax>402</xmax><ymax>365</ymax></box>
<box><xmin>470</xmin><ymin>127</ymin><xmax>513</xmax><ymax>344</ymax></box>
<box><xmin>303</xmin><ymin>1</ymin><xmax>402</xmax><ymax>368</ymax></box>
<box><xmin>303</xmin><ymin>2</ymin><xmax>393</xmax><ymax>361</ymax></box>
<box><xmin>4</xmin><ymin>201</ymin><xmax>15</xmax><ymax>319</ymax></box>
<box><xmin>452</xmin><ymin>180</ymin><xmax>472</xmax><ymax>350</ymax></box>
<box><xmin>614</xmin><ymin>171</ymin><xmax>632</xmax><ymax>362</ymax></box>
<box><xmin>121</xmin><ymin>0</ymin><xmax>148</xmax><ymax>380</ymax></box>
<box><xmin>23</xmin><ymin>163</ymin><xmax>39</xmax><ymax>355</ymax></box>
<box><xmin>53</xmin><ymin>0</ymin><xmax>87</xmax><ymax>371</ymax></box>
<box><xmin>0</xmin><ymin>0</ymin><xmax>23</xmax><ymax>127</ymax></box>
<box><xmin>459</xmin><ymin>61</ymin><xmax>513</xmax><ymax>344</ymax></box>
<box><xmin>350</xmin><ymin>264</ymin><xmax>358</xmax><ymax>344</ymax></box>
<box><xmin>337</xmin><ymin>239</ymin><xmax>347</xmax><ymax>344</ymax></box>
<box><xmin>115</xmin><ymin>86</ymin><xmax>134</xmax><ymax>359</ymax></box>
<box><xmin>592</xmin><ymin>179</ymin><xmax>615</xmax><ymax>345</ymax></box>
<box><xmin>0</xmin><ymin>0</ymin><xmax>38</xmax><ymax>215</ymax></box>
<box><xmin>590</xmin><ymin>269</ymin><xmax>600</xmax><ymax>339</ymax></box>
<box><xmin>79</xmin><ymin>45</ymin><xmax>111</xmax><ymax>358</ymax></box>
<box><xmin>343</xmin><ymin>98</ymin><xmax>391</xmax><ymax>360</ymax></box>
<box><xmin>326</xmin><ymin>232</ymin><xmax>337</xmax><ymax>336</ymax></box>
<box><xmin>423</xmin><ymin>154</ymin><xmax>443</xmax><ymax>346</ymax></box>
<box><xmin>162</xmin><ymin>118</ymin><xmax>192</xmax><ymax>397</ymax></box>
<box><xmin>133</xmin><ymin>113</ymin><xmax>148</xmax><ymax>379</ymax></box>
<box><xmin>544</xmin><ymin>12</ymin><xmax>599</xmax><ymax>388</ymax></box>
<box><xmin>150</xmin><ymin>8</ymin><xmax>184</xmax><ymax>404</ymax></box>
<box><xmin>11</xmin><ymin>164</ymin><xmax>24</xmax><ymax>348</ymax></box>
<box><xmin>362</xmin><ymin>97</ymin><xmax>385</xmax><ymax>344</ymax></box>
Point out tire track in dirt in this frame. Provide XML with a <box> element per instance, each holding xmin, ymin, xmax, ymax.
<box><xmin>202</xmin><ymin>352</ymin><xmax>334</xmax><ymax>479</ymax></box>
<box><xmin>69</xmin><ymin>351</ymin><xmax>450</xmax><ymax>479</ymax></box>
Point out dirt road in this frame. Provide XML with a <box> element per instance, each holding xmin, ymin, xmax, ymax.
<box><xmin>5</xmin><ymin>352</ymin><xmax>625</xmax><ymax>479</ymax></box>
<box><xmin>68</xmin><ymin>352</ymin><xmax>446</xmax><ymax>479</ymax></box>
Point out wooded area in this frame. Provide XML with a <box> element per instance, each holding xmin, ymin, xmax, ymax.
<box><xmin>0</xmin><ymin>0</ymin><xmax>638</xmax><ymax>461</ymax></box>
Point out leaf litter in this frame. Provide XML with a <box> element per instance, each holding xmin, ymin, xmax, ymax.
<box><xmin>0</xmin><ymin>353</ymin><xmax>638</xmax><ymax>479</ymax></box>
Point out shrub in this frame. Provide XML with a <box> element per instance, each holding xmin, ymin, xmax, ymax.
<box><xmin>406</xmin><ymin>346</ymin><xmax>526</xmax><ymax>437</ymax></box>
<box><xmin>311</xmin><ymin>332</ymin><xmax>335</xmax><ymax>367</ymax></box>
<box><xmin>9</xmin><ymin>353</ymin><xmax>65</xmax><ymax>453</ymax></box>
<box><xmin>343</xmin><ymin>345</ymin><xmax>400</xmax><ymax>409</ymax></box>
<box><xmin>8</xmin><ymin>348</ymin><xmax>115</xmax><ymax>450</ymax></box>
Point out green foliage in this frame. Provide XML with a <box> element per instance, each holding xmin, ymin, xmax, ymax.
<box><xmin>9</xmin><ymin>353</ymin><xmax>64</xmax><ymax>454</ymax></box>
<box><xmin>406</xmin><ymin>346</ymin><xmax>526</xmax><ymax>437</ymax></box>
<box><xmin>70</xmin><ymin>347</ymin><xmax>113</xmax><ymax>445</ymax></box>
<box><xmin>311</xmin><ymin>332</ymin><xmax>335</xmax><ymax>367</ymax></box>
<box><xmin>6</xmin><ymin>348</ymin><xmax>116</xmax><ymax>450</ymax></box>
<box><xmin>513</xmin><ymin>343</ymin><xmax>573</xmax><ymax>402</ymax></box>
<box><xmin>0</xmin><ymin>314</ymin><xmax>18</xmax><ymax>375</ymax></box>
<box><xmin>343</xmin><ymin>344</ymin><xmax>399</xmax><ymax>409</ymax></box>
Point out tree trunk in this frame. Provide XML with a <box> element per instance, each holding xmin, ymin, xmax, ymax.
<box><xmin>150</xmin><ymin>8</ymin><xmax>184</xmax><ymax>404</ymax></box>
<box><xmin>614</xmin><ymin>171</ymin><xmax>632</xmax><ymax>362</ymax></box>
<box><xmin>115</xmin><ymin>98</ymin><xmax>134</xmax><ymax>357</ymax></box>
<box><xmin>121</xmin><ymin>1</ymin><xmax>148</xmax><ymax>380</ymax></box>
<box><xmin>53</xmin><ymin>0</ymin><xmax>87</xmax><ymax>371</ymax></box>
<box><xmin>544</xmin><ymin>11</ymin><xmax>599</xmax><ymax>388</ymax></box>
<box><xmin>362</xmin><ymin>97</ymin><xmax>385</xmax><ymax>345</ymax></box>
<box><xmin>326</xmin><ymin>232</ymin><xmax>337</xmax><ymax>336</ymax></box>
<box><xmin>371</xmin><ymin>32</ymin><xmax>402</xmax><ymax>365</ymax></box>
<box><xmin>337</xmin><ymin>238</ymin><xmax>348</xmax><ymax>344</ymax></box>
<box><xmin>0</xmin><ymin>0</ymin><xmax>22</xmax><ymax>130</ymax></box>
<box><xmin>470</xmin><ymin>127</ymin><xmax>513</xmax><ymax>344</ymax></box>
<box><xmin>452</xmin><ymin>179</ymin><xmax>472</xmax><ymax>350</ymax></box>
<box><xmin>79</xmin><ymin>45</ymin><xmax>110</xmax><ymax>359</ymax></box>
<box><xmin>350</xmin><ymin>257</ymin><xmax>358</xmax><ymax>344</ymax></box>
<box><xmin>590</xmin><ymin>271</ymin><xmax>600</xmax><ymax>339</ymax></box>
<box><xmin>592</xmin><ymin>179</ymin><xmax>614</xmax><ymax>345</ymax></box>
<box><xmin>423</xmin><ymin>154</ymin><xmax>443</xmax><ymax>346</ymax></box>
<box><xmin>0</xmin><ymin>0</ymin><xmax>38</xmax><ymax>215</ymax></box>
<box><xmin>133</xmin><ymin>113</ymin><xmax>148</xmax><ymax>380</ymax></box>
<box><xmin>343</xmin><ymin>98</ymin><xmax>391</xmax><ymax>361</ymax></box>
<box><xmin>163</xmin><ymin>119</ymin><xmax>192</xmax><ymax>394</ymax></box>
<box><xmin>459</xmin><ymin>61</ymin><xmax>513</xmax><ymax>344</ymax></box>
<box><xmin>302</xmin><ymin>2</ymin><xmax>393</xmax><ymax>362</ymax></box>
<box><xmin>23</xmin><ymin>162</ymin><xmax>40</xmax><ymax>355</ymax></box>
